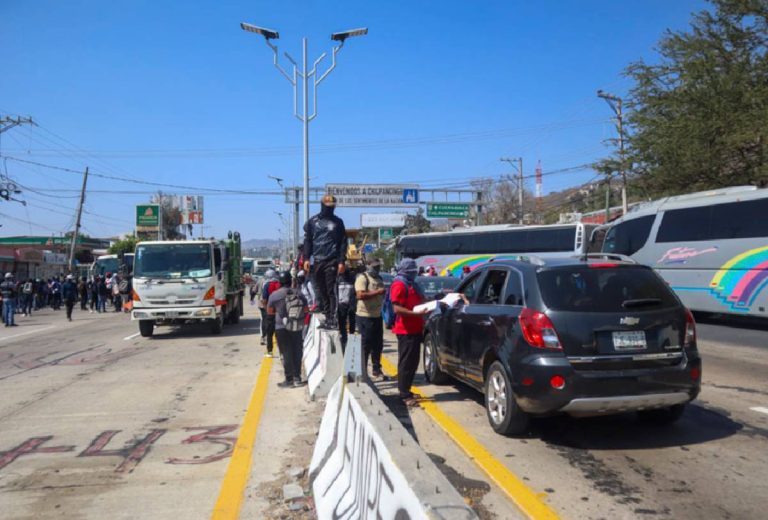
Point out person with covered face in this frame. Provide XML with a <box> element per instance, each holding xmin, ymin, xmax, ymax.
<box><xmin>391</xmin><ymin>258</ymin><xmax>429</xmax><ymax>406</ymax></box>
<box><xmin>302</xmin><ymin>194</ymin><xmax>347</xmax><ymax>329</ymax></box>
<box><xmin>355</xmin><ymin>258</ymin><xmax>387</xmax><ymax>379</ymax></box>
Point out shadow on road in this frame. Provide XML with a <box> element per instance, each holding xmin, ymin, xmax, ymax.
<box><xmin>694</xmin><ymin>311</ymin><xmax>768</xmax><ymax>331</ymax></box>
<box><xmin>143</xmin><ymin>317</ymin><xmax>261</xmax><ymax>340</ymax></box>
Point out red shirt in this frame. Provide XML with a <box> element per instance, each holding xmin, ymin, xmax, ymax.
<box><xmin>390</xmin><ymin>280</ymin><xmax>424</xmax><ymax>335</ymax></box>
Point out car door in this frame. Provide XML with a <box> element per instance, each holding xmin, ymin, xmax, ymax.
<box><xmin>460</xmin><ymin>268</ymin><xmax>511</xmax><ymax>388</ymax></box>
<box><xmin>437</xmin><ymin>270</ymin><xmax>485</xmax><ymax>378</ymax></box>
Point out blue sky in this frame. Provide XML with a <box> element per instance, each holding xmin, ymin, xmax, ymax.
<box><xmin>0</xmin><ymin>0</ymin><xmax>707</xmax><ymax>241</ymax></box>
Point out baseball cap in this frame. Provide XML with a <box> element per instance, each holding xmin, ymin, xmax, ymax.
<box><xmin>321</xmin><ymin>194</ymin><xmax>337</xmax><ymax>207</ymax></box>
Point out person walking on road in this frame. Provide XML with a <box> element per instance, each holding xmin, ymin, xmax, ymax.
<box><xmin>21</xmin><ymin>278</ymin><xmax>34</xmax><ymax>316</ymax></box>
<box><xmin>391</xmin><ymin>259</ymin><xmax>429</xmax><ymax>407</ymax></box>
<box><xmin>50</xmin><ymin>277</ymin><xmax>62</xmax><ymax>310</ymax></box>
<box><xmin>89</xmin><ymin>277</ymin><xmax>98</xmax><ymax>313</ymax></box>
<box><xmin>336</xmin><ymin>267</ymin><xmax>356</xmax><ymax>352</ymax></box>
<box><xmin>78</xmin><ymin>276</ymin><xmax>89</xmax><ymax>311</ymax></box>
<box><xmin>62</xmin><ymin>274</ymin><xmax>77</xmax><ymax>322</ymax></box>
<box><xmin>267</xmin><ymin>271</ymin><xmax>308</xmax><ymax>388</ymax></box>
<box><xmin>260</xmin><ymin>269</ymin><xmax>281</xmax><ymax>357</ymax></box>
<box><xmin>1</xmin><ymin>273</ymin><xmax>18</xmax><ymax>327</ymax></box>
<box><xmin>96</xmin><ymin>275</ymin><xmax>108</xmax><ymax>313</ymax></box>
<box><xmin>355</xmin><ymin>258</ymin><xmax>387</xmax><ymax>380</ymax></box>
<box><xmin>302</xmin><ymin>194</ymin><xmax>347</xmax><ymax>329</ymax></box>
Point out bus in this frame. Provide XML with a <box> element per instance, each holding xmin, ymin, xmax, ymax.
<box><xmin>91</xmin><ymin>253</ymin><xmax>134</xmax><ymax>278</ymax></box>
<box><xmin>396</xmin><ymin>223</ymin><xmax>596</xmax><ymax>277</ymax></box>
<box><xmin>601</xmin><ymin>185</ymin><xmax>768</xmax><ymax>318</ymax></box>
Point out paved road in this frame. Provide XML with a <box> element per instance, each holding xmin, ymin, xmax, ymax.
<box><xmin>380</xmin><ymin>318</ymin><xmax>768</xmax><ymax>520</ymax></box>
<box><xmin>0</xmin><ymin>307</ymin><xmax>267</xmax><ymax>520</ymax></box>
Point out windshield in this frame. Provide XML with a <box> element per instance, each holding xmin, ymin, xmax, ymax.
<box><xmin>243</xmin><ymin>260</ymin><xmax>254</xmax><ymax>274</ymax></box>
<box><xmin>134</xmin><ymin>244</ymin><xmax>212</xmax><ymax>279</ymax></box>
<box><xmin>93</xmin><ymin>257</ymin><xmax>120</xmax><ymax>276</ymax></box>
<box><xmin>537</xmin><ymin>266</ymin><xmax>679</xmax><ymax>312</ymax></box>
<box><xmin>417</xmin><ymin>276</ymin><xmax>460</xmax><ymax>298</ymax></box>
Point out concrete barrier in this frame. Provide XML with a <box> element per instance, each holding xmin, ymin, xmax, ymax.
<box><xmin>302</xmin><ymin>315</ymin><xmax>343</xmax><ymax>399</ymax></box>
<box><xmin>309</xmin><ymin>378</ymin><xmax>478</xmax><ymax>519</ymax></box>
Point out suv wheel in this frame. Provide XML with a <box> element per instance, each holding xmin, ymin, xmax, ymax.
<box><xmin>638</xmin><ymin>403</ymin><xmax>686</xmax><ymax>424</ymax></box>
<box><xmin>423</xmin><ymin>333</ymin><xmax>449</xmax><ymax>384</ymax></box>
<box><xmin>485</xmin><ymin>361</ymin><xmax>528</xmax><ymax>436</ymax></box>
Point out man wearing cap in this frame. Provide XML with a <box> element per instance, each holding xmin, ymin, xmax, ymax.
<box><xmin>303</xmin><ymin>194</ymin><xmax>347</xmax><ymax>329</ymax></box>
<box><xmin>355</xmin><ymin>258</ymin><xmax>387</xmax><ymax>378</ymax></box>
<box><xmin>1</xmin><ymin>273</ymin><xmax>18</xmax><ymax>327</ymax></box>
<box><xmin>62</xmin><ymin>274</ymin><xmax>77</xmax><ymax>322</ymax></box>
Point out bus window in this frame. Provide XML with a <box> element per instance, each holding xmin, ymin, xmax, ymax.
<box><xmin>656</xmin><ymin>198</ymin><xmax>768</xmax><ymax>242</ymax></box>
<box><xmin>603</xmin><ymin>215</ymin><xmax>656</xmax><ymax>256</ymax></box>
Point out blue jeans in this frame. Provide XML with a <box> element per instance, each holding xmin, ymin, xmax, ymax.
<box><xmin>3</xmin><ymin>298</ymin><xmax>15</xmax><ymax>325</ymax></box>
<box><xmin>97</xmin><ymin>294</ymin><xmax>107</xmax><ymax>313</ymax></box>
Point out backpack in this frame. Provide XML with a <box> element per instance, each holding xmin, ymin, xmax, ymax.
<box><xmin>118</xmin><ymin>278</ymin><xmax>130</xmax><ymax>294</ymax></box>
<box><xmin>382</xmin><ymin>284</ymin><xmax>400</xmax><ymax>329</ymax></box>
<box><xmin>23</xmin><ymin>282</ymin><xmax>33</xmax><ymax>294</ymax></box>
<box><xmin>284</xmin><ymin>289</ymin><xmax>305</xmax><ymax>332</ymax></box>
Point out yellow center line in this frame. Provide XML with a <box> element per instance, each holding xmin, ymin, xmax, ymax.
<box><xmin>380</xmin><ymin>356</ymin><xmax>560</xmax><ymax>520</ymax></box>
<box><xmin>211</xmin><ymin>356</ymin><xmax>273</xmax><ymax>520</ymax></box>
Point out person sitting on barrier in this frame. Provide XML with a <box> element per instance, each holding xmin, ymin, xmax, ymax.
<box><xmin>267</xmin><ymin>271</ymin><xmax>309</xmax><ymax>388</ymax></box>
<box><xmin>391</xmin><ymin>258</ymin><xmax>429</xmax><ymax>407</ymax></box>
<box><xmin>355</xmin><ymin>258</ymin><xmax>387</xmax><ymax>381</ymax></box>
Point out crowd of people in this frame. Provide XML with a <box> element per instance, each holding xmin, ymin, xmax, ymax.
<box><xmin>0</xmin><ymin>270</ymin><xmax>132</xmax><ymax>326</ymax></box>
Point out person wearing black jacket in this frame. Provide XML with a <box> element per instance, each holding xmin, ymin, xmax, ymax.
<box><xmin>62</xmin><ymin>274</ymin><xmax>77</xmax><ymax>322</ymax></box>
<box><xmin>303</xmin><ymin>194</ymin><xmax>347</xmax><ymax>329</ymax></box>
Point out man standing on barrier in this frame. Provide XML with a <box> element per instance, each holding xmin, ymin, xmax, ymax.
<box><xmin>355</xmin><ymin>258</ymin><xmax>387</xmax><ymax>380</ymax></box>
<box><xmin>267</xmin><ymin>271</ymin><xmax>308</xmax><ymax>388</ymax></box>
<box><xmin>391</xmin><ymin>258</ymin><xmax>428</xmax><ymax>407</ymax></box>
<box><xmin>303</xmin><ymin>194</ymin><xmax>347</xmax><ymax>330</ymax></box>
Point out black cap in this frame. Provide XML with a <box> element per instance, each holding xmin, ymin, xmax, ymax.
<box><xmin>278</xmin><ymin>271</ymin><xmax>292</xmax><ymax>286</ymax></box>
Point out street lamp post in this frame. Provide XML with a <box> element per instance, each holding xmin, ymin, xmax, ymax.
<box><xmin>597</xmin><ymin>90</ymin><xmax>628</xmax><ymax>215</ymax></box>
<box><xmin>241</xmin><ymin>23</ymin><xmax>367</xmax><ymax>235</ymax></box>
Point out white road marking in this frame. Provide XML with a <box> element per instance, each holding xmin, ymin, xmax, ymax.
<box><xmin>123</xmin><ymin>332</ymin><xmax>141</xmax><ymax>341</ymax></box>
<box><xmin>0</xmin><ymin>325</ymin><xmax>55</xmax><ymax>343</ymax></box>
<box><xmin>749</xmin><ymin>407</ymin><xmax>768</xmax><ymax>416</ymax></box>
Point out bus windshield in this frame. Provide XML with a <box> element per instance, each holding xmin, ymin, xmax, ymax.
<box><xmin>134</xmin><ymin>244</ymin><xmax>212</xmax><ymax>279</ymax></box>
<box><xmin>93</xmin><ymin>257</ymin><xmax>120</xmax><ymax>277</ymax></box>
<box><xmin>242</xmin><ymin>259</ymin><xmax>254</xmax><ymax>274</ymax></box>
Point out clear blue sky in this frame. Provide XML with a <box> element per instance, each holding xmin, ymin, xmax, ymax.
<box><xmin>0</xmin><ymin>0</ymin><xmax>707</xmax><ymax>241</ymax></box>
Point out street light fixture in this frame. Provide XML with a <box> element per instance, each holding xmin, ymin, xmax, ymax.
<box><xmin>240</xmin><ymin>22</ymin><xmax>367</xmax><ymax>252</ymax></box>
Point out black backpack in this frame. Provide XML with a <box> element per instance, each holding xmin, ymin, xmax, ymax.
<box><xmin>284</xmin><ymin>289</ymin><xmax>305</xmax><ymax>332</ymax></box>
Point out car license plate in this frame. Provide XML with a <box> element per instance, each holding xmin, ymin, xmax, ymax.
<box><xmin>612</xmin><ymin>330</ymin><xmax>647</xmax><ymax>350</ymax></box>
<box><xmin>165</xmin><ymin>311</ymin><xmax>178</xmax><ymax>318</ymax></box>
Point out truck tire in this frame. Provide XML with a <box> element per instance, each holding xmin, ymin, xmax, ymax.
<box><xmin>210</xmin><ymin>313</ymin><xmax>223</xmax><ymax>334</ymax></box>
<box><xmin>139</xmin><ymin>320</ymin><xmax>154</xmax><ymax>338</ymax></box>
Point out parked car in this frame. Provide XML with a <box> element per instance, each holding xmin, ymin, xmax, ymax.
<box><xmin>417</xmin><ymin>276</ymin><xmax>460</xmax><ymax>300</ymax></box>
<box><xmin>422</xmin><ymin>254</ymin><xmax>702</xmax><ymax>436</ymax></box>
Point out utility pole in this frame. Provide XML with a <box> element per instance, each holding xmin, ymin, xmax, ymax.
<box><xmin>597</xmin><ymin>90</ymin><xmax>628</xmax><ymax>215</ymax></box>
<box><xmin>240</xmin><ymin>23</ymin><xmax>367</xmax><ymax>228</ymax></box>
<box><xmin>68</xmin><ymin>167</ymin><xmax>89</xmax><ymax>274</ymax></box>
<box><xmin>500</xmin><ymin>157</ymin><xmax>524</xmax><ymax>224</ymax></box>
<box><xmin>0</xmin><ymin>116</ymin><xmax>34</xmax><ymax>134</ymax></box>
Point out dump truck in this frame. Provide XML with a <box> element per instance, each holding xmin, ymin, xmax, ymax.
<box><xmin>131</xmin><ymin>232</ymin><xmax>244</xmax><ymax>337</ymax></box>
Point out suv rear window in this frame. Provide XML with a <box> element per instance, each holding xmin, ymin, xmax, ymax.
<box><xmin>537</xmin><ymin>266</ymin><xmax>679</xmax><ymax>312</ymax></box>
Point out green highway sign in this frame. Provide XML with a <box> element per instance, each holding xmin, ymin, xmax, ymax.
<box><xmin>426</xmin><ymin>203</ymin><xmax>471</xmax><ymax>219</ymax></box>
<box><xmin>136</xmin><ymin>204</ymin><xmax>160</xmax><ymax>227</ymax></box>
<box><xmin>378</xmin><ymin>228</ymin><xmax>395</xmax><ymax>241</ymax></box>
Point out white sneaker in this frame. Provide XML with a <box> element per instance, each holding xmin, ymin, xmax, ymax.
<box><xmin>264</xmin><ymin>352</ymin><xmax>273</xmax><ymax>358</ymax></box>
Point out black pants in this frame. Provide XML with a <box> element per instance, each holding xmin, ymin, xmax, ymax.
<box><xmin>397</xmin><ymin>333</ymin><xmax>422</xmax><ymax>399</ymax></box>
<box><xmin>259</xmin><ymin>307</ymin><xmax>268</xmax><ymax>336</ymax></box>
<box><xmin>275</xmin><ymin>328</ymin><xmax>303</xmax><ymax>382</ymax></box>
<box><xmin>80</xmin><ymin>293</ymin><xmax>88</xmax><ymax>310</ymax></box>
<box><xmin>337</xmin><ymin>303</ymin><xmax>356</xmax><ymax>350</ymax></box>
<box><xmin>313</xmin><ymin>258</ymin><xmax>338</xmax><ymax>326</ymax></box>
<box><xmin>264</xmin><ymin>315</ymin><xmax>276</xmax><ymax>354</ymax></box>
<box><xmin>65</xmin><ymin>299</ymin><xmax>75</xmax><ymax>320</ymax></box>
<box><xmin>357</xmin><ymin>316</ymin><xmax>383</xmax><ymax>374</ymax></box>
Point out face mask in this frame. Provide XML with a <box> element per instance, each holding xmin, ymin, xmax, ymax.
<box><xmin>368</xmin><ymin>265</ymin><xmax>381</xmax><ymax>275</ymax></box>
<box><xmin>320</xmin><ymin>204</ymin><xmax>335</xmax><ymax>217</ymax></box>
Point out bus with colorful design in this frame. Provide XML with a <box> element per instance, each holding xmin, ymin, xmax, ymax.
<box><xmin>396</xmin><ymin>223</ymin><xmax>596</xmax><ymax>277</ymax></box>
<box><xmin>601</xmin><ymin>186</ymin><xmax>768</xmax><ymax>318</ymax></box>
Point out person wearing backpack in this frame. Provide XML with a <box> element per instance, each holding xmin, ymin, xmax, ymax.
<box><xmin>22</xmin><ymin>278</ymin><xmax>34</xmax><ymax>316</ymax></box>
<box><xmin>390</xmin><ymin>258</ymin><xmax>429</xmax><ymax>407</ymax></box>
<box><xmin>267</xmin><ymin>271</ymin><xmax>308</xmax><ymax>388</ymax></box>
<box><xmin>355</xmin><ymin>258</ymin><xmax>387</xmax><ymax>380</ymax></box>
<box><xmin>260</xmin><ymin>269</ymin><xmax>281</xmax><ymax>357</ymax></box>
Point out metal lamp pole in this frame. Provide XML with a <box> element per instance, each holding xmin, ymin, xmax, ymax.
<box><xmin>241</xmin><ymin>23</ymin><xmax>368</xmax><ymax>232</ymax></box>
<box><xmin>597</xmin><ymin>90</ymin><xmax>628</xmax><ymax>215</ymax></box>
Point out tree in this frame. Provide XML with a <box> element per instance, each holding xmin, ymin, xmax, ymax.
<box><xmin>108</xmin><ymin>236</ymin><xmax>138</xmax><ymax>256</ymax></box>
<box><xmin>404</xmin><ymin>207</ymin><xmax>431</xmax><ymax>234</ymax></box>
<box><xmin>152</xmin><ymin>193</ymin><xmax>184</xmax><ymax>239</ymax></box>
<box><xmin>472</xmin><ymin>177</ymin><xmax>534</xmax><ymax>224</ymax></box>
<box><xmin>625</xmin><ymin>0</ymin><xmax>768</xmax><ymax>195</ymax></box>
<box><xmin>64</xmin><ymin>230</ymin><xmax>91</xmax><ymax>240</ymax></box>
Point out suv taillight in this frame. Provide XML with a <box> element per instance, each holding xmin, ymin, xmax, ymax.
<box><xmin>684</xmin><ymin>308</ymin><xmax>696</xmax><ymax>348</ymax></box>
<box><xmin>519</xmin><ymin>308</ymin><xmax>562</xmax><ymax>350</ymax></box>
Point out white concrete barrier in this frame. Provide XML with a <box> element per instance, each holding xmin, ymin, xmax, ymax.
<box><xmin>309</xmin><ymin>378</ymin><xmax>477</xmax><ymax>519</ymax></box>
<box><xmin>302</xmin><ymin>315</ymin><xmax>343</xmax><ymax>399</ymax></box>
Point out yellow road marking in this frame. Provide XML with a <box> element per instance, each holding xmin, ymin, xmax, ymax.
<box><xmin>380</xmin><ymin>356</ymin><xmax>560</xmax><ymax>520</ymax></box>
<box><xmin>211</xmin><ymin>357</ymin><xmax>273</xmax><ymax>520</ymax></box>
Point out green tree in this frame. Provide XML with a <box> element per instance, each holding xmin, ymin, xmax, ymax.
<box><xmin>625</xmin><ymin>0</ymin><xmax>768</xmax><ymax>195</ymax></box>
<box><xmin>404</xmin><ymin>207</ymin><xmax>431</xmax><ymax>234</ymax></box>
<box><xmin>108</xmin><ymin>236</ymin><xmax>138</xmax><ymax>256</ymax></box>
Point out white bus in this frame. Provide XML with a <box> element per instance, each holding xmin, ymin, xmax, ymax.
<box><xmin>601</xmin><ymin>185</ymin><xmax>768</xmax><ymax>318</ymax></box>
<box><xmin>91</xmin><ymin>253</ymin><xmax>134</xmax><ymax>278</ymax></box>
<box><xmin>396</xmin><ymin>223</ymin><xmax>596</xmax><ymax>277</ymax></box>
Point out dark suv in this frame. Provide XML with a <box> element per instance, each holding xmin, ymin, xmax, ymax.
<box><xmin>423</xmin><ymin>255</ymin><xmax>701</xmax><ymax>436</ymax></box>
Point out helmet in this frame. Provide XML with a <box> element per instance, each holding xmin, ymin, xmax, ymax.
<box><xmin>278</xmin><ymin>271</ymin><xmax>292</xmax><ymax>286</ymax></box>
<box><xmin>4</xmin><ymin>273</ymin><xmax>12</xmax><ymax>279</ymax></box>
<box><xmin>264</xmin><ymin>269</ymin><xmax>277</xmax><ymax>280</ymax></box>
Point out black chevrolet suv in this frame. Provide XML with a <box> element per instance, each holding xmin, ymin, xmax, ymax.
<box><xmin>423</xmin><ymin>254</ymin><xmax>702</xmax><ymax>436</ymax></box>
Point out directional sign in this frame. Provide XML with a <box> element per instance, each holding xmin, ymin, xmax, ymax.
<box><xmin>136</xmin><ymin>205</ymin><xmax>160</xmax><ymax>227</ymax></box>
<box><xmin>378</xmin><ymin>228</ymin><xmax>395</xmax><ymax>242</ymax></box>
<box><xmin>326</xmin><ymin>184</ymin><xmax>420</xmax><ymax>207</ymax></box>
<box><xmin>426</xmin><ymin>203</ymin><xmax>471</xmax><ymax>219</ymax></box>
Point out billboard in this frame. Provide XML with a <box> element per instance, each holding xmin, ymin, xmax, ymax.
<box><xmin>136</xmin><ymin>205</ymin><xmax>160</xmax><ymax>227</ymax></box>
<box><xmin>360</xmin><ymin>213</ymin><xmax>407</xmax><ymax>228</ymax></box>
<box><xmin>326</xmin><ymin>184</ymin><xmax>419</xmax><ymax>207</ymax></box>
<box><xmin>180</xmin><ymin>195</ymin><xmax>204</xmax><ymax>225</ymax></box>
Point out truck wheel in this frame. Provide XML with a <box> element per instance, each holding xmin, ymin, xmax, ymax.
<box><xmin>139</xmin><ymin>320</ymin><xmax>154</xmax><ymax>338</ymax></box>
<box><xmin>231</xmin><ymin>297</ymin><xmax>241</xmax><ymax>324</ymax></box>
<box><xmin>210</xmin><ymin>313</ymin><xmax>224</xmax><ymax>334</ymax></box>
<box><xmin>485</xmin><ymin>361</ymin><xmax>529</xmax><ymax>436</ymax></box>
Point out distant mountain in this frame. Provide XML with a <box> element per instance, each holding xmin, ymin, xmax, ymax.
<box><xmin>241</xmin><ymin>238</ymin><xmax>280</xmax><ymax>250</ymax></box>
